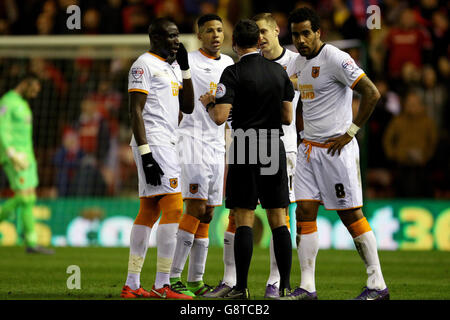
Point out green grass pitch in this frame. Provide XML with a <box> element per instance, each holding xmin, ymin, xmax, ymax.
<box><xmin>0</xmin><ymin>246</ymin><xmax>449</xmax><ymax>300</ymax></box>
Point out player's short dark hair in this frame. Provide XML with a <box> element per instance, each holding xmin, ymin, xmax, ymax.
<box><xmin>148</xmin><ymin>18</ymin><xmax>174</xmax><ymax>40</ymax></box>
<box><xmin>197</xmin><ymin>14</ymin><xmax>222</xmax><ymax>29</ymax></box>
<box><xmin>288</xmin><ymin>7</ymin><xmax>321</xmax><ymax>32</ymax></box>
<box><xmin>232</xmin><ymin>19</ymin><xmax>260</xmax><ymax>49</ymax></box>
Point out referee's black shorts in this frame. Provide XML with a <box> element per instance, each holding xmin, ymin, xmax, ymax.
<box><xmin>225</xmin><ymin>139</ymin><xmax>290</xmax><ymax>210</ymax></box>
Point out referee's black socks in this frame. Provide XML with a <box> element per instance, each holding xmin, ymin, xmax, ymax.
<box><xmin>272</xmin><ymin>225</ymin><xmax>292</xmax><ymax>290</ymax></box>
<box><xmin>234</xmin><ymin>226</ymin><xmax>253</xmax><ymax>290</ymax></box>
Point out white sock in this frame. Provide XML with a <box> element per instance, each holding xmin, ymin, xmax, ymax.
<box><xmin>266</xmin><ymin>236</ymin><xmax>280</xmax><ymax>287</ymax></box>
<box><xmin>170</xmin><ymin>229</ymin><xmax>194</xmax><ymax>280</ymax></box>
<box><xmin>126</xmin><ymin>224</ymin><xmax>151</xmax><ymax>290</ymax></box>
<box><xmin>223</xmin><ymin>231</ymin><xmax>236</xmax><ymax>287</ymax></box>
<box><xmin>298</xmin><ymin>232</ymin><xmax>319</xmax><ymax>293</ymax></box>
<box><xmin>154</xmin><ymin>223</ymin><xmax>178</xmax><ymax>289</ymax></box>
<box><xmin>353</xmin><ymin>231</ymin><xmax>387</xmax><ymax>290</ymax></box>
<box><xmin>188</xmin><ymin>237</ymin><xmax>209</xmax><ymax>283</ymax></box>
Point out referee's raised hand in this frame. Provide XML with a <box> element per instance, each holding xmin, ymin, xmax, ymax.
<box><xmin>199</xmin><ymin>92</ymin><xmax>215</xmax><ymax>108</ymax></box>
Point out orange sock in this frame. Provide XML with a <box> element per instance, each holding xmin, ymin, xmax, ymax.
<box><xmin>226</xmin><ymin>213</ymin><xmax>236</xmax><ymax>234</ymax></box>
<box><xmin>347</xmin><ymin>217</ymin><xmax>372</xmax><ymax>238</ymax></box>
<box><xmin>178</xmin><ymin>214</ymin><xmax>200</xmax><ymax>234</ymax></box>
<box><xmin>195</xmin><ymin>222</ymin><xmax>210</xmax><ymax>239</ymax></box>
<box><xmin>297</xmin><ymin>220</ymin><xmax>318</xmax><ymax>235</ymax></box>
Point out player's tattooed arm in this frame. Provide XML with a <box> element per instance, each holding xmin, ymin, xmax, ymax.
<box><xmin>325</xmin><ymin>75</ymin><xmax>380</xmax><ymax>156</ymax></box>
<box><xmin>129</xmin><ymin>91</ymin><xmax>148</xmax><ymax>146</ymax></box>
<box><xmin>351</xmin><ymin>75</ymin><xmax>380</xmax><ymax>129</ymax></box>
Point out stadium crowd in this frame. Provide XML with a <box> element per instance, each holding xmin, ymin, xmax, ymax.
<box><xmin>0</xmin><ymin>0</ymin><xmax>448</xmax><ymax>199</ymax></box>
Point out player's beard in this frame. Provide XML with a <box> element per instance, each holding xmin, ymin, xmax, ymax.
<box><xmin>166</xmin><ymin>53</ymin><xmax>177</xmax><ymax>64</ymax></box>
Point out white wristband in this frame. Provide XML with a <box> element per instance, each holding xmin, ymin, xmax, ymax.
<box><xmin>138</xmin><ymin>144</ymin><xmax>151</xmax><ymax>155</ymax></box>
<box><xmin>346</xmin><ymin>123</ymin><xmax>360</xmax><ymax>138</ymax></box>
<box><xmin>182</xmin><ymin>69</ymin><xmax>191</xmax><ymax>79</ymax></box>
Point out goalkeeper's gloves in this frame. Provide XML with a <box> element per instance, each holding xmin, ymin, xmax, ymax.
<box><xmin>6</xmin><ymin>147</ymin><xmax>29</xmax><ymax>171</ymax></box>
<box><xmin>139</xmin><ymin>144</ymin><xmax>164</xmax><ymax>186</ymax></box>
<box><xmin>176</xmin><ymin>43</ymin><xmax>190</xmax><ymax>71</ymax></box>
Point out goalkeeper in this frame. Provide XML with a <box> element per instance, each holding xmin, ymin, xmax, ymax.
<box><xmin>0</xmin><ymin>74</ymin><xmax>53</xmax><ymax>254</ymax></box>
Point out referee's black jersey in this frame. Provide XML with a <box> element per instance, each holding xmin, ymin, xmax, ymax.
<box><xmin>215</xmin><ymin>52</ymin><xmax>295</xmax><ymax>133</ymax></box>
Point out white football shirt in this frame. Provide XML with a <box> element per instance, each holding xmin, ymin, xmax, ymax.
<box><xmin>271</xmin><ymin>48</ymin><xmax>303</xmax><ymax>153</ymax></box>
<box><xmin>297</xmin><ymin>44</ymin><xmax>365</xmax><ymax>143</ymax></box>
<box><xmin>128</xmin><ymin>51</ymin><xmax>182</xmax><ymax>147</ymax></box>
<box><xmin>178</xmin><ymin>49</ymin><xmax>234</xmax><ymax>151</ymax></box>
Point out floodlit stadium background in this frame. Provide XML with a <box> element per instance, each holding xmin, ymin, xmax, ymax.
<box><xmin>0</xmin><ymin>0</ymin><xmax>448</xmax><ymax>250</ymax></box>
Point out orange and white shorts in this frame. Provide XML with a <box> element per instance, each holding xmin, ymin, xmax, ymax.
<box><xmin>132</xmin><ymin>144</ymin><xmax>181</xmax><ymax>198</ymax></box>
<box><xmin>178</xmin><ymin>135</ymin><xmax>225</xmax><ymax>207</ymax></box>
<box><xmin>294</xmin><ymin>138</ymin><xmax>363</xmax><ymax>211</ymax></box>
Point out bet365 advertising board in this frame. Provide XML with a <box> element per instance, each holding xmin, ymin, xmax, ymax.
<box><xmin>0</xmin><ymin>199</ymin><xmax>449</xmax><ymax>250</ymax></box>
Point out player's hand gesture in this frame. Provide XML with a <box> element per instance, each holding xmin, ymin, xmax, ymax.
<box><xmin>199</xmin><ymin>92</ymin><xmax>215</xmax><ymax>108</ymax></box>
<box><xmin>141</xmin><ymin>152</ymin><xmax>164</xmax><ymax>186</ymax></box>
<box><xmin>325</xmin><ymin>133</ymin><xmax>353</xmax><ymax>156</ymax></box>
<box><xmin>176</xmin><ymin>43</ymin><xmax>189</xmax><ymax>71</ymax></box>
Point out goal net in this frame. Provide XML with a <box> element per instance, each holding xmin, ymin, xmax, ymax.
<box><xmin>0</xmin><ymin>34</ymin><xmax>200</xmax><ymax>199</ymax></box>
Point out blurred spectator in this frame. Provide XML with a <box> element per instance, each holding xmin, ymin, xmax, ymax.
<box><xmin>417</xmin><ymin>65</ymin><xmax>447</xmax><ymax>131</ymax></box>
<box><xmin>0</xmin><ymin>0</ymin><xmax>18</xmax><ymax>34</ymax></box>
<box><xmin>397</xmin><ymin>61</ymin><xmax>422</xmax><ymax>96</ymax></box>
<box><xmin>368</xmin><ymin>78</ymin><xmax>400</xmax><ymax>168</ymax></box>
<box><xmin>82</xmin><ymin>7</ymin><xmax>101</xmax><ymax>34</ymax></box>
<box><xmin>413</xmin><ymin>0</ymin><xmax>441</xmax><ymax>28</ymax></box>
<box><xmin>383</xmin><ymin>91</ymin><xmax>438</xmax><ymax>197</ymax></box>
<box><xmin>382</xmin><ymin>0</ymin><xmax>409</xmax><ymax>27</ymax></box>
<box><xmin>331</xmin><ymin>0</ymin><xmax>366</xmax><ymax>39</ymax></box>
<box><xmin>69</xmin><ymin>96</ymin><xmax>110</xmax><ymax>196</ymax></box>
<box><xmin>53</xmin><ymin>128</ymin><xmax>85</xmax><ymax>196</ymax></box>
<box><xmin>36</xmin><ymin>12</ymin><xmax>56</xmax><ymax>34</ymax></box>
<box><xmin>122</xmin><ymin>0</ymin><xmax>154</xmax><ymax>33</ymax></box>
<box><xmin>100</xmin><ymin>0</ymin><xmax>124</xmax><ymax>34</ymax></box>
<box><xmin>430</xmin><ymin>10</ymin><xmax>449</xmax><ymax>66</ymax></box>
<box><xmin>75</xmin><ymin>96</ymin><xmax>110</xmax><ymax>165</ymax></box>
<box><xmin>384</xmin><ymin>8</ymin><xmax>433</xmax><ymax>84</ymax></box>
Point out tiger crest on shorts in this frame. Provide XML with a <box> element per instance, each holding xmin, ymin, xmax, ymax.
<box><xmin>189</xmin><ymin>184</ymin><xmax>199</xmax><ymax>194</ymax></box>
<box><xmin>169</xmin><ymin>178</ymin><xmax>178</xmax><ymax>189</ymax></box>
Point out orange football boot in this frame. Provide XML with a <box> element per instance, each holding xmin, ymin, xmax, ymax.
<box><xmin>149</xmin><ymin>284</ymin><xmax>194</xmax><ymax>300</ymax></box>
<box><xmin>120</xmin><ymin>285</ymin><xmax>152</xmax><ymax>298</ymax></box>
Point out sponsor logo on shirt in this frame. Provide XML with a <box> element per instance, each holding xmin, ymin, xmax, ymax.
<box><xmin>171</xmin><ymin>82</ymin><xmax>180</xmax><ymax>96</ymax></box>
<box><xmin>299</xmin><ymin>84</ymin><xmax>315</xmax><ymax>100</ymax></box>
<box><xmin>209</xmin><ymin>82</ymin><xmax>217</xmax><ymax>94</ymax></box>
<box><xmin>131</xmin><ymin>67</ymin><xmax>144</xmax><ymax>79</ymax></box>
<box><xmin>342</xmin><ymin>59</ymin><xmax>355</xmax><ymax>71</ymax></box>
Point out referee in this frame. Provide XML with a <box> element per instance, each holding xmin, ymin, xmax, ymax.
<box><xmin>200</xmin><ymin>19</ymin><xmax>295</xmax><ymax>299</ymax></box>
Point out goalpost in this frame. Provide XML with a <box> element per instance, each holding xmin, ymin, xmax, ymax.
<box><xmin>0</xmin><ymin>34</ymin><xmax>200</xmax><ymax>198</ymax></box>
